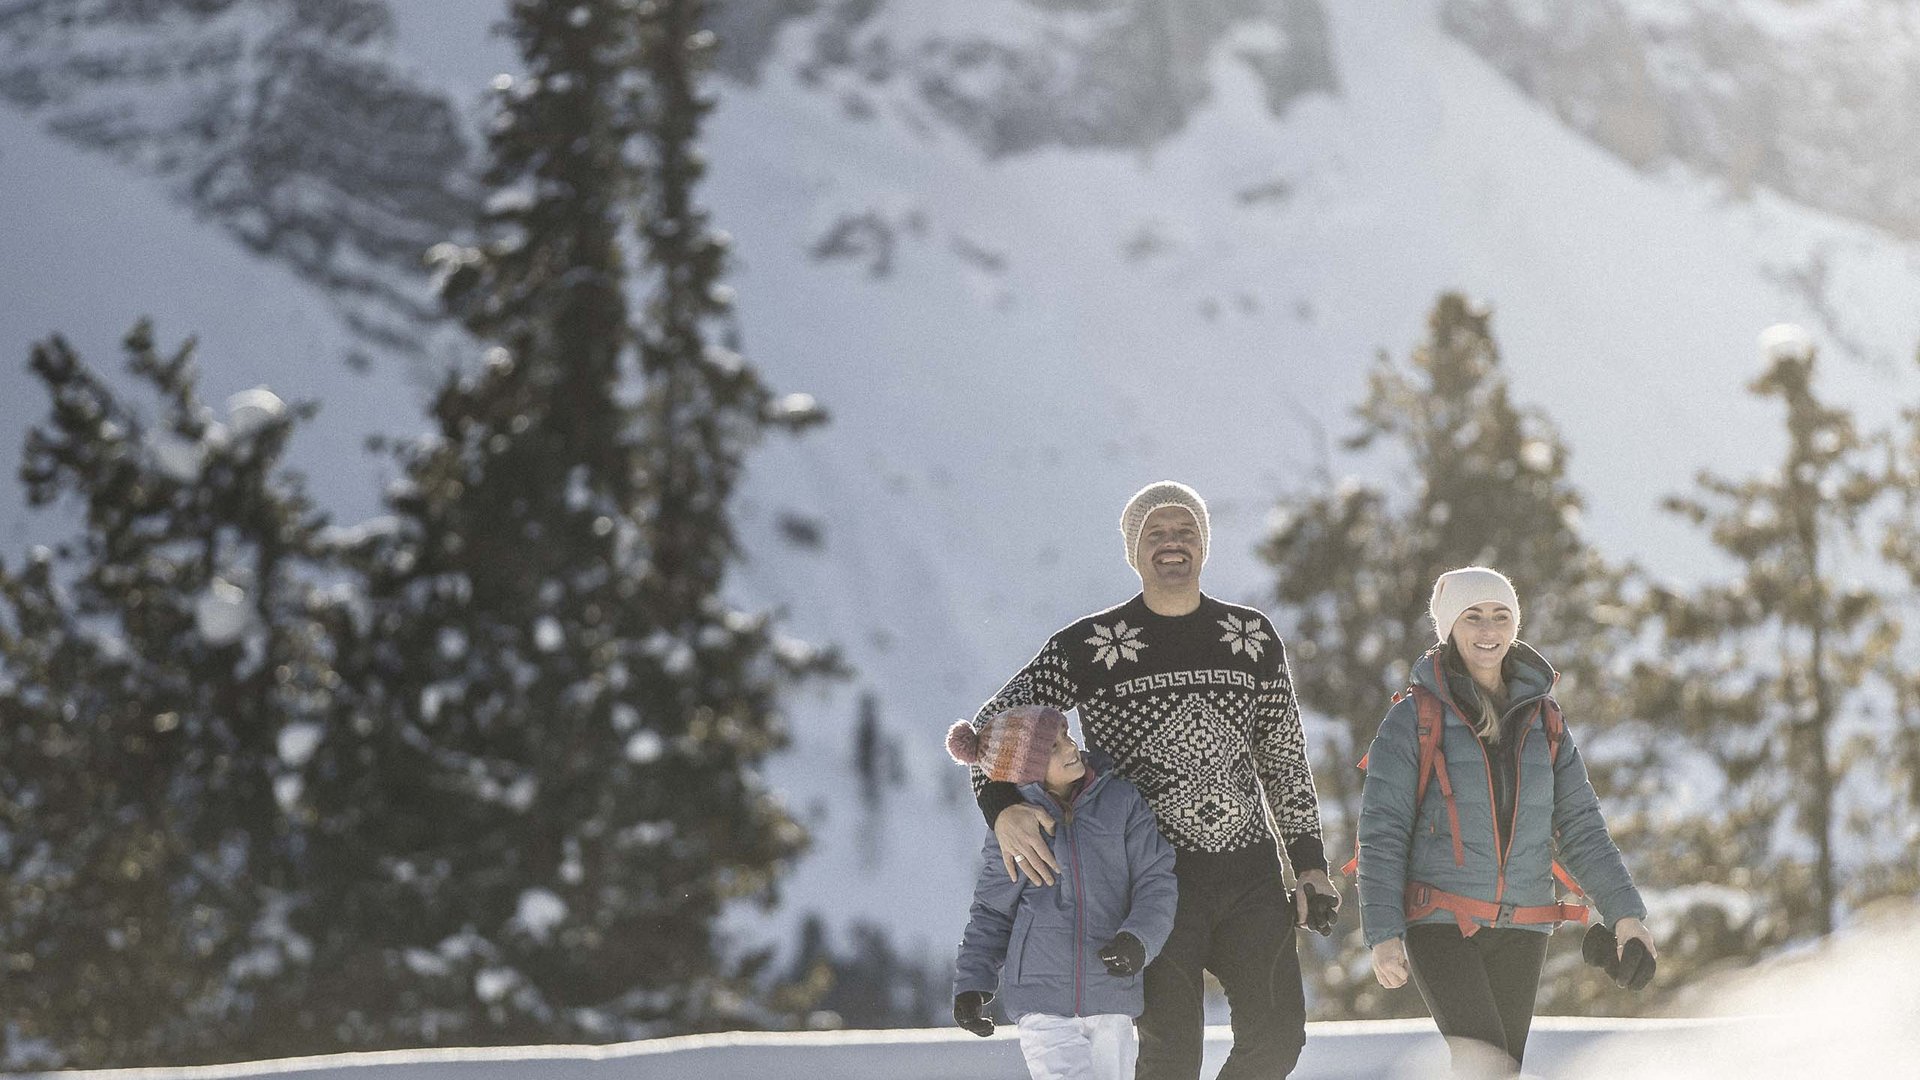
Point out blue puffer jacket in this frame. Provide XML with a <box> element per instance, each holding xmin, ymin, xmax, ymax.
<box><xmin>954</xmin><ymin>752</ymin><xmax>1177</xmax><ymax>1021</ymax></box>
<box><xmin>1357</xmin><ymin>642</ymin><xmax>1646</xmax><ymax>948</ymax></box>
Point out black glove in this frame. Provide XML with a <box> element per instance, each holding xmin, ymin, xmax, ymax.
<box><xmin>954</xmin><ymin>990</ymin><xmax>995</xmax><ymax>1037</ymax></box>
<box><xmin>1098</xmin><ymin>931</ymin><xmax>1147</xmax><ymax>976</ymax></box>
<box><xmin>1581</xmin><ymin>921</ymin><xmax>1616</xmax><ymax>971</ymax></box>
<box><xmin>1289</xmin><ymin>880</ymin><xmax>1340</xmax><ymax>937</ymax></box>
<box><xmin>1614</xmin><ymin>937</ymin><xmax>1656</xmax><ymax>991</ymax></box>
<box><xmin>1581</xmin><ymin>922</ymin><xmax>1656</xmax><ymax>991</ymax></box>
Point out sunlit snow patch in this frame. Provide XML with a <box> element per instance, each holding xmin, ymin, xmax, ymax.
<box><xmin>1561</xmin><ymin>901</ymin><xmax>1920</xmax><ymax>1079</ymax></box>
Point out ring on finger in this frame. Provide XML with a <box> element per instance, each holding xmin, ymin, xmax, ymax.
<box><xmin>1013</xmin><ymin>854</ymin><xmax>1026</xmax><ymax>862</ymax></box>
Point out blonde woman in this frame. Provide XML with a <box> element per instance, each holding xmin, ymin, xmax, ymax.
<box><xmin>1355</xmin><ymin>568</ymin><xmax>1654</xmax><ymax>1076</ymax></box>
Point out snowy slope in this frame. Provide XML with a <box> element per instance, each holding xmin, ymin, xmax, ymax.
<box><xmin>0</xmin><ymin>104</ymin><xmax>427</xmax><ymax>548</ymax></box>
<box><xmin>689</xmin><ymin>0</ymin><xmax>1920</xmax><ymax>968</ymax></box>
<box><xmin>7</xmin><ymin>899</ymin><xmax>1916</xmax><ymax>1075</ymax></box>
<box><xmin>7</xmin><ymin>0</ymin><xmax>1920</xmax><ymax>990</ymax></box>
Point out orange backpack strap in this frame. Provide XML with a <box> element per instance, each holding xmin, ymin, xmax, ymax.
<box><xmin>1408</xmin><ymin>687</ymin><xmax>1466</xmax><ymax>868</ymax></box>
<box><xmin>1344</xmin><ymin>685</ymin><xmax>1463</xmax><ymax>878</ymax></box>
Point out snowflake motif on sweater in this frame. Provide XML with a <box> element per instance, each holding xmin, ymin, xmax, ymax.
<box><xmin>968</xmin><ymin>594</ymin><xmax>1326</xmax><ymax>870</ymax></box>
<box><xmin>1085</xmin><ymin>620</ymin><xmax>1148</xmax><ymax>669</ymax></box>
<box><xmin>1217</xmin><ymin>612</ymin><xmax>1271</xmax><ymax>661</ymax></box>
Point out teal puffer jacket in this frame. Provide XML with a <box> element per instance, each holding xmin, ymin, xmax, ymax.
<box><xmin>1356</xmin><ymin>642</ymin><xmax>1645</xmax><ymax>947</ymax></box>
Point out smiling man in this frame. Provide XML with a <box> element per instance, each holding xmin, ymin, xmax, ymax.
<box><xmin>962</xmin><ymin>480</ymin><xmax>1336</xmax><ymax>1079</ymax></box>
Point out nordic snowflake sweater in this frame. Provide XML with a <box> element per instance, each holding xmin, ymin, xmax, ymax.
<box><xmin>972</xmin><ymin>594</ymin><xmax>1327</xmax><ymax>876</ymax></box>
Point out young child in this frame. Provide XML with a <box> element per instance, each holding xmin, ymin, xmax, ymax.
<box><xmin>947</xmin><ymin>705</ymin><xmax>1177</xmax><ymax>1080</ymax></box>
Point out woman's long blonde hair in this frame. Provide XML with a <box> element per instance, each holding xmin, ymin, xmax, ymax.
<box><xmin>1443</xmin><ymin>642</ymin><xmax>1507</xmax><ymax>742</ymax></box>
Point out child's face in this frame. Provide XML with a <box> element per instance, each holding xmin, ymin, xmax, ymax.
<box><xmin>1043</xmin><ymin>729</ymin><xmax>1085</xmax><ymax>789</ymax></box>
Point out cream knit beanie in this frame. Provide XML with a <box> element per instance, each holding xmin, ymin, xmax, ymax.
<box><xmin>1120</xmin><ymin>481</ymin><xmax>1210</xmax><ymax>570</ymax></box>
<box><xmin>1430</xmin><ymin>567</ymin><xmax>1521</xmax><ymax>643</ymax></box>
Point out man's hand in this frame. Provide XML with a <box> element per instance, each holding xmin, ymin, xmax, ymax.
<box><xmin>1371</xmin><ymin>938</ymin><xmax>1410</xmax><ymax>989</ymax></box>
<box><xmin>1097</xmin><ymin>932</ymin><xmax>1147</xmax><ymax>977</ymax></box>
<box><xmin>953</xmin><ymin>990</ymin><xmax>995</xmax><ymax>1037</ymax></box>
<box><xmin>1292</xmin><ymin>870</ymin><xmax>1341</xmax><ymax>934</ymax></box>
<box><xmin>994</xmin><ymin>803</ymin><xmax>1060</xmax><ymax>886</ymax></box>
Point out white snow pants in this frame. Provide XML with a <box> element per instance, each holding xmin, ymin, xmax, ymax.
<box><xmin>1016</xmin><ymin>1012</ymin><xmax>1137</xmax><ymax>1080</ymax></box>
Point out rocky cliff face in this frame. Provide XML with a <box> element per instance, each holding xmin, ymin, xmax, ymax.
<box><xmin>10</xmin><ymin>0</ymin><xmax>1916</xmax><ymax>374</ymax></box>
<box><xmin>0</xmin><ymin>0</ymin><xmax>477</xmax><ymax>364</ymax></box>
<box><xmin>1443</xmin><ymin>0</ymin><xmax>1920</xmax><ymax>242</ymax></box>
<box><xmin>712</xmin><ymin>0</ymin><xmax>1339</xmax><ymax>157</ymax></box>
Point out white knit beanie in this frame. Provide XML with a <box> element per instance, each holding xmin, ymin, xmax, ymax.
<box><xmin>1430</xmin><ymin>567</ymin><xmax>1521</xmax><ymax>643</ymax></box>
<box><xmin>1120</xmin><ymin>481</ymin><xmax>1210</xmax><ymax>570</ymax></box>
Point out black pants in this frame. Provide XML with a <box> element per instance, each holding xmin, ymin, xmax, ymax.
<box><xmin>1137</xmin><ymin>848</ymin><xmax>1306</xmax><ymax>1080</ymax></box>
<box><xmin>1405</xmin><ymin>923</ymin><xmax>1550</xmax><ymax>1077</ymax></box>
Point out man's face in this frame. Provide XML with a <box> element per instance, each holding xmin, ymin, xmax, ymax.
<box><xmin>1136</xmin><ymin>505</ymin><xmax>1201</xmax><ymax>587</ymax></box>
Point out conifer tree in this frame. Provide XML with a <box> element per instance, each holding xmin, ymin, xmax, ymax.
<box><xmin>1875</xmin><ymin>387</ymin><xmax>1920</xmax><ymax>904</ymax></box>
<box><xmin>0</xmin><ymin>325</ymin><xmax>357</xmax><ymax>1066</ymax></box>
<box><xmin>1259</xmin><ymin>294</ymin><xmax>1631</xmax><ymax>1017</ymax></box>
<box><xmin>626</xmin><ymin>0</ymin><xmax>832</xmax><ymax>1023</ymax></box>
<box><xmin>347</xmin><ymin>0</ymin><xmax>827</xmax><ymax>1042</ymax></box>
<box><xmin>1634</xmin><ymin>325</ymin><xmax>1898</xmax><ymax>943</ymax></box>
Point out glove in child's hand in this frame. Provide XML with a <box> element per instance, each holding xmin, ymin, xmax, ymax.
<box><xmin>1097</xmin><ymin>931</ymin><xmax>1146</xmax><ymax>976</ymax></box>
<box><xmin>953</xmin><ymin>990</ymin><xmax>995</xmax><ymax>1037</ymax></box>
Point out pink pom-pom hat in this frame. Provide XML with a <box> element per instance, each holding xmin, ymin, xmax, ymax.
<box><xmin>945</xmin><ymin>705</ymin><xmax>1069</xmax><ymax>785</ymax></box>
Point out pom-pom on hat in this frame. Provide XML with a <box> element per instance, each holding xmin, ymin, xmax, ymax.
<box><xmin>1430</xmin><ymin>566</ymin><xmax>1521</xmax><ymax>643</ymax></box>
<box><xmin>1120</xmin><ymin>480</ymin><xmax>1210</xmax><ymax>570</ymax></box>
<box><xmin>946</xmin><ymin>705</ymin><xmax>1069</xmax><ymax>785</ymax></box>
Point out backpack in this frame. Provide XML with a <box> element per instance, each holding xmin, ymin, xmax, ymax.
<box><xmin>1341</xmin><ymin>681</ymin><xmax>1585</xmax><ymax>902</ymax></box>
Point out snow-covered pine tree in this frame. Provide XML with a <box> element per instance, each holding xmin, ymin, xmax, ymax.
<box><xmin>1259</xmin><ymin>293</ymin><xmax>1633</xmax><ymax>1018</ymax></box>
<box><xmin>1875</xmin><ymin>383</ymin><xmax>1920</xmax><ymax>906</ymax></box>
<box><xmin>626</xmin><ymin>0</ymin><xmax>833</xmax><ymax>1026</ymax></box>
<box><xmin>0</xmin><ymin>325</ymin><xmax>359</xmax><ymax>1067</ymax></box>
<box><xmin>345</xmin><ymin>0</ymin><xmax>827</xmax><ymax>1044</ymax></box>
<box><xmin>1633</xmin><ymin>325</ymin><xmax>1898</xmax><ymax>946</ymax></box>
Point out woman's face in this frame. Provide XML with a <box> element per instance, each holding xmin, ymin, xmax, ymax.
<box><xmin>1450</xmin><ymin>602</ymin><xmax>1516</xmax><ymax>679</ymax></box>
<box><xmin>1043</xmin><ymin>729</ymin><xmax>1086</xmax><ymax>790</ymax></box>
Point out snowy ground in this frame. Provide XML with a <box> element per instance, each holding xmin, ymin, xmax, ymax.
<box><xmin>0</xmin><ymin>1019</ymin><xmax>1731</xmax><ymax>1080</ymax></box>
<box><xmin>15</xmin><ymin>902</ymin><xmax>1919</xmax><ymax>1078</ymax></box>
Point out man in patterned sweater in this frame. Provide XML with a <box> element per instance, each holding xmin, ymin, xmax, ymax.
<box><xmin>969</xmin><ymin>480</ymin><xmax>1337</xmax><ymax>1079</ymax></box>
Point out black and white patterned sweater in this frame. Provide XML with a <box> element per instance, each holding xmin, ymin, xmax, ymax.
<box><xmin>972</xmin><ymin>593</ymin><xmax>1327</xmax><ymax>876</ymax></box>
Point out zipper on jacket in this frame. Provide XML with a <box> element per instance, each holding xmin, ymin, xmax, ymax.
<box><xmin>1063</xmin><ymin>767</ymin><xmax>1092</xmax><ymax>1016</ymax></box>
<box><xmin>1067</xmin><ymin>772</ymin><xmax>1082</xmax><ymax>1006</ymax></box>
<box><xmin>1039</xmin><ymin>763</ymin><xmax>1096</xmax><ymax>1017</ymax></box>
<box><xmin>1495</xmin><ymin>696</ymin><xmax>1546</xmax><ymax>866</ymax></box>
<box><xmin>1436</xmin><ymin>676</ymin><xmax>1547</xmax><ymax>921</ymax></box>
<box><xmin>1070</xmin><ymin>818</ymin><xmax>1085</xmax><ymax>1015</ymax></box>
<box><xmin>1485</xmin><ymin>697</ymin><xmax>1547</xmax><ymax>916</ymax></box>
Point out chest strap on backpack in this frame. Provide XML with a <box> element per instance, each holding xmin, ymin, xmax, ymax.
<box><xmin>1405</xmin><ymin>881</ymin><xmax>1590</xmax><ymax>938</ymax></box>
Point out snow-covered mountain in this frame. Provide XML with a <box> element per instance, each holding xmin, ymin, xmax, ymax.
<box><xmin>1444</xmin><ymin>0</ymin><xmax>1920</xmax><ymax>242</ymax></box>
<box><xmin>0</xmin><ymin>0</ymin><xmax>476</xmax><ymax>364</ymax></box>
<box><xmin>6</xmin><ymin>0</ymin><xmax>1920</xmax><ymax>988</ymax></box>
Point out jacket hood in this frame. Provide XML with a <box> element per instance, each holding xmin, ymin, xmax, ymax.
<box><xmin>1410</xmin><ymin>639</ymin><xmax>1557</xmax><ymax>705</ymax></box>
